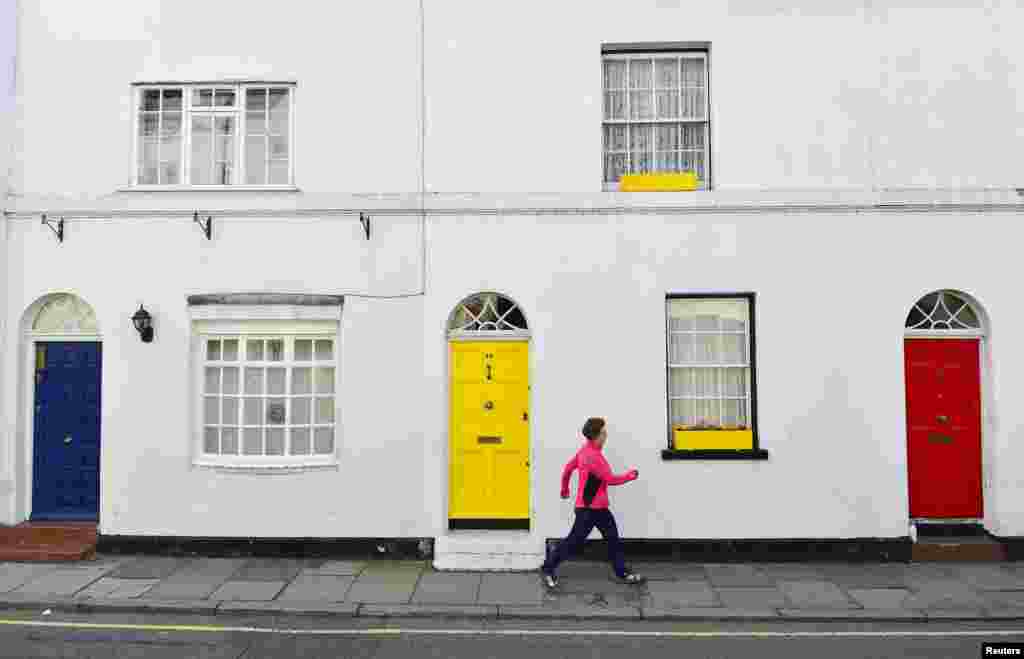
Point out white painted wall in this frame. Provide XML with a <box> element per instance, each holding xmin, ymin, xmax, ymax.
<box><xmin>3</xmin><ymin>1</ymin><xmax>1023</xmax><ymax>540</ymax></box>
<box><xmin>0</xmin><ymin>0</ymin><xmax>16</xmax><ymax>518</ymax></box>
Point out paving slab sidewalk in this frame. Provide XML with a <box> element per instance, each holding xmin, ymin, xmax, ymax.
<box><xmin>1</xmin><ymin>556</ymin><xmax>1023</xmax><ymax>622</ymax></box>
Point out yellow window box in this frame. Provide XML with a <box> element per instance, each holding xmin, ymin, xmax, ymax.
<box><xmin>618</xmin><ymin>172</ymin><xmax>700</xmax><ymax>192</ymax></box>
<box><xmin>672</xmin><ymin>427</ymin><xmax>754</xmax><ymax>451</ymax></box>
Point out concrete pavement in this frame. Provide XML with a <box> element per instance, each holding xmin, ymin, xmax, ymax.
<box><xmin>2</xmin><ymin>556</ymin><xmax>1024</xmax><ymax>621</ymax></box>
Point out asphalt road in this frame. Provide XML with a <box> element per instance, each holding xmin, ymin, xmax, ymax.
<box><xmin>0</xmin><ymin>611</ymin><xmax>1022</xmax><ymax>658</ymax></box>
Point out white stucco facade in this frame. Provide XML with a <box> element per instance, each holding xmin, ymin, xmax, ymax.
<box><xmin>2</xmin><ymin>1</ymin><xmax>1023</xmax><ymax>562</ymax></box>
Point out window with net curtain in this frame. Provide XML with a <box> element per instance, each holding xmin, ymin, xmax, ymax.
<box><xmin>667</xmin><ymin>296</ymin><xmax>752</xmax><ymax>431</ymax></box>
<box><xmin>602</xmin><ymin>51</ymin><xmax>709</xmax><ymax>187</ymax></box>
<box><xmin>135</xmin><ymin>84</ymin><xmax>292</xmax><ymax>186</ymax></box>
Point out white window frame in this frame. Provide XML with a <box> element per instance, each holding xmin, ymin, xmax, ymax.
<box><xmin>601</xmin><ymin>51</ymin><xmax>711</xmax><ymax>190</ymax></box>
<box><xmin>666</xmin><ymin>295</ymin><xmax>754</xmax><ymax>431</ymax></box>
<box><xmin>129</xmin><ymin>81</ymin><xmax>297</xmax><ymax>190</ymax></box>
<box><xmin>190</xmin><ymin>311</ymin><xmax>340</xmax><ymax>472</ymax></box>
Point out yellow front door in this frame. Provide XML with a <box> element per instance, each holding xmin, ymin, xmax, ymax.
<box><xmin>448</xmin><ymin>341</ymin><xmax>530</xmax><ymax>525</ymax></box>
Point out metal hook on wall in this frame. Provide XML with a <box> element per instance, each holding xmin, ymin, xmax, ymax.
<box><xmin>193</xmin><ymin>211</ymin><xmax>213</xmax><ymax>240</ymax></box>
<box><xmin>359</xmin><ymin>213</ymin><xmax>371</xmax><ymax>240</ymax></box>
<box><xmin>41</xmin><ymin>214</ymin><xmax>64</xmax><ymax>243</ymax></box>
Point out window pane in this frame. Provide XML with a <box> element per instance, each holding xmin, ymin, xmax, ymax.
<box><xmin>721</xmin><ymin>334</ymin><xmax>747</xmax><ymax>364</ymax></box>
<box><xmin>655</xmin><ymin>58</ymin><xmax>679</xmax><ymax>88</ymax></box>
<box><xmin>246</xmin><ymin>88</ymin><xmax>267</xmax><ymax>111</ymax></box>
<box><xmin>722</xmin><ymin>369</ymin><xmax>748</xmax><ymax>397</ymax></box>
<box><xmin>656</xmin><ymin>124</ymin><xmax>680</xmax><ymax>151</ymax></box>
<box><xmin>160</xmin><ymin>159</ymin><xmax>181</xmax><ymax>184</ymax></box>
<box><xmin>292</xmin><ymin>367</ymin><xmax>312</xmax><ymax>395</ymax></box>
<box><xmin>295</xmin><ymin>340</ymin><xmax>312</xmax><ymax>361</ymax></box>
<box><xmin>603</xmin><ymin>125</ymin><xmax>627</xmax><ymax>152</ymax></box>
<box><xmin>138</xmin><ymin>163</ymin><xmax>158</xmax><ymax>185</ymax></box>
<box><xmin>246</xmin><ymin>340</ymin><xmax>264</xmax><ymax>361</ymax></box>
<box><xmin>244</xmin><ymin>367</ymin><xmax>264</xmax><ymax>395</ymax></box>
<box><xmin>191</xmin><ymin>117</ymin><xmax>213</xmax><ymax>184</ymax></box>
<box><xmin>161</xmin><ymin>89</ymin><xmax>183</xmax><ymax>111</ymax></box>
<box><xmin>266</xmin><ymin>428</ymin><xmax>285</xmax><ymax>455</ymax></box>
<box><xmin>656</xmin><ymin>91</ymin><xmax>678</xmax><ymax>120</ymax></box>
<box><xmin>694</xmin><ymin>369</ymin><xmax>718</xmax><ymax>397</ymax></box>
<box><xmin>629</xmin><ymin>90</ymin><xmax>653</xmax><ymax>120</ymax></box>
<box><xmin>221</xmin><ymin>427</ymin><xmax>239</xmax><ymax>454</ymax></box>
<box><xmin>243</xmin><ymin>398</ymin><xmax>263</xmax><ymax>425</ymax></box>
<box><xmin>204</xmin><ymin>428</ymin><xmax>219</xmax><ymax>454</ymax></box>
<box><xmin>291</xmin><ymin>428</ymin><xmax>311</xmax><ymax>455</ymax></box>
<box><xmin>204</xmin><ymin>367</ymin><xmax>220</xmax><ymax>393</ymax></box>
<box><xmin>247</xmin><ymin>111</ymin><xmax>266</xmax><ymax>134</ymax></box>
<box><xmin>315</xmin><ymin>367</ymin><xmax>335</xmax><ymax>394</ymax></box>
<box><xmin>269</xmin><ymin>135</ymin><xmax>288</xmax><ymax>159</ymax></box>
<box><xmin>314</xmin><ymin>428</ymin><xmax>334</xmax><ymax>454</ymax></box>
<box><xmin>222</xmin><ymin>339</ymin><xmax>239</xmax><ymax>361</ymax></box>
<box><xmin>315</xmin><ymin>340</ymin><xmax>333</xmax><ymax>361</ymax></box>
<box><xmin>162</xmin><ymin>112</ymin><xmax>182</xmax><ymax>136</ymax></box>
<box><xmin>669</xmin><ymin>367</ymin><xmax>695</xmax><ymax>397</ymax></box>
<box><xmin>141</xmin><ymin>89</ymin><xmax>161</xmax><ymax>111</ymax></box>
<box><xmin>267</xmin><ymin>339</ymin><xmax>284</xmax><ymax>362</ymax></box>
<box><xmin>267</xmin><ymin>398</ymin><xmax>286</xmax><ymax>425</ymax></box>
<box><xmin>222</xmin><ymin>397</ymin><xmax>239</xmax><ymax>425</ymax></box>
<box><xmin>628</xmin><ymin>59</ymin><xmax>652</xmax><ymax>88</ymax></box>
<box><xmin>292</xmin><ymin>397</ymin><xmax>311</xmax><ymax>424</ymax></box>
<box><xmin>269</xmin><ymin>88</ymin><xmax>289</xmax><ymax>115</ymax></box>
<box><xmin>267</xmin><ymin>367</ymin><xmax>286</xmax><ymax>395</ymax></box>
<box><xmin>243</xmin><ymin>428</ymin><xmax>263</xmax><ymax>455</ymax></box>
<box><xmin>268</xmin><ymin>160</ymin><xmax>289</xmax><ymax>185</ymax></box>
<box><xmin>193</xmin><ymin>88</ymin><xmax>213</xmax><ymax>107</ymax></box>
<box><xmin>315</xmin><ymin>397</ymin><xmax>335</xmax><ymax>424</ymax></box>
<box><xmin>696</xmin><ymin>334</ymin><xmax>720</xmax><ymax>363</ymax></box>
<box><xmin>215</xmin><ymin>88</ymin><xmax>236</xmax><ymax>107</ymax></box>
<box><xmin>603</xmin><ymin>60</ymin><xmax>627</xmax><ymax>90</ymax></box>
<box><xmin>668</xmin><ymin>298</ymin><xmax>749</xmax><ymax>329</ymax></box>
<box><xmin>204</xmin><ymin>397</ymin><xmax>219</xmax><ymax>424</ymax></box>
<box><xmin>245</xmin><ymin>137</ymin><xmax>266</xmax><ymax>184</ymax></box>
<box><xmin>604</xmin><ymin>153</ymin><xmax>626</xmax><ymax>183</ymax></box>
<box><xmin>222</xmin><ymin>367</ymin><xmax>240</xmax><ymax>394</ymax></box>
<box><xmin>603</xmin><ymin>91</ymin><xmax>625</xmax><ymax>120</ymax></box>
<box><xmin>139</xmin><ymin>113</ymin><xmax>159</xmax><ymax>137</ymax></box>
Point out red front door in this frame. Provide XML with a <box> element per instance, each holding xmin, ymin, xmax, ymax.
<box><xmin>905</xmin><ymin>338</ymin><xmax>982</xmax><ymax>518</ymax></box>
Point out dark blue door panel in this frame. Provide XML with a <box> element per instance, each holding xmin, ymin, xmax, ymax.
<box><xmin>32</xmin><ymin>342</ymin><xmax>101</xmax><ymax>521</ymax></box>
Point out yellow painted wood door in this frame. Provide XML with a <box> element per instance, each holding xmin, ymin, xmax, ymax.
<box><xmin>448</xmin><ymin>341</ymin><xmax>529</xmax><ymax>521</ymax></box>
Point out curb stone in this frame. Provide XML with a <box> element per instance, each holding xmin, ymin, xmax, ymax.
<box><xmin>641</xmin><ymin>607</ymin><xmax>780</xmax><ymax>621</ymax></box>
<box><xmin>218</xmin><ymin>601</ymin><xmax>357</xmax><ymax>617</ymax></box>
<box><xmin>358</xmin><ymin>604</ymin><xmax>498</xmax><ymax>619</ymax></box>
<box><xmin>498</xmin><ymin>605</ymin><xmax>641</xmax><ymax>620</ymax></box>
<box><xmin>76</xmin><ymin>599</ymin><xmax>219</xmax><ymax>615</ymax></box>
<box><xmin>777</xmin><ymin>608</ymin><xmax>926</xmax><ymax>621</ymax></box>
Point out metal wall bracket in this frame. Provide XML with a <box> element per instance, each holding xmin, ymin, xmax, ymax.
<box><xmin>193</xmin><ymin>211</ymin><xmax>212</xmax><ymax>240</ymax></box>
<box><xmin>359</xmin><ymin>213</ymin><xmax>371</xmax><ymax>240</ymax></box>
<box><xmin>41</xmin><ymin>214</ymin><xmax>64</xmax><ymax>243</ymax></box>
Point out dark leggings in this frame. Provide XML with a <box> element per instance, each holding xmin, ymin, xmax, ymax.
<box><xmin>542</xmin><ymin>508</ymin><xmax>627</xmax><ymax>578</ymax></box>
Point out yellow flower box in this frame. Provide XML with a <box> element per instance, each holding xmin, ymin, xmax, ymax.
<box><xmin>672</xmin><ymin>426</ymin><xmax>754</xmax><ymax>450</ymax></box>
<box><xmin>619</xmin><ymin>172</ymin><xmax>700</xmax><ymax>192</ymax></box>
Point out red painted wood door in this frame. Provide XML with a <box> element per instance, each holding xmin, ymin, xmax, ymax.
<box><xmin>904</xmin><ymin>338</ymin><xmax>982</xmax><ymax>518</ymax></box>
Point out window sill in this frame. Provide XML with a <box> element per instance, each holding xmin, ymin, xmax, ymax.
<box><xmin>117</xmin><ymin>185</ymin><xmax>301</xmax><ymax>193</ymax></box>
<box><xmin>192</xmin><ymin>460</ymin><xmax>339</xmax><ymax>474</ymax></box>
<box><xmin>661</xmin><ymin>448</ymin><xmax>769</xmax><ymax>461</ymax></box>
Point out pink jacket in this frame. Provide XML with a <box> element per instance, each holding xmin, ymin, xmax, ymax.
<box><xmin>560</xmin><ymin>440</ymin><xmax>636</xmax><ymax>510</ymax></box>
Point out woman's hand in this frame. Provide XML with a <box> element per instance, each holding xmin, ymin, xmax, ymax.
<box><xmin>628</xmin><ymin>469</ymin><xmax>639</xmax><ymax>481</ymax></box>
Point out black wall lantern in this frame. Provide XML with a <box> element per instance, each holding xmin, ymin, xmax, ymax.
<box><xmin>132</xmin><ymin>305</ymin><xmax>154</xmax><ymax>343</ymax></box>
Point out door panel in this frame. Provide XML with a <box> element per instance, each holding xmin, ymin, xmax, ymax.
<box><xmin>905</xmin><ymin>338</ymin><xmax>982</xmax><ymax>518</ymax></box>
<box><xmin>449</xmin><ymin>341</ymin><xmax>529</xmax><ymax>521</ymax></box>
<box><xmin>32</xmin><ymin>342</ymin><xmax>102</xmax><ymax>521</ymax></box>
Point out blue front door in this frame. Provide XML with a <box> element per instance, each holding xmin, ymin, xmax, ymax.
<box><xmin>32</xmin><ymin>342</ymin><xmax>102</xmax><ymax>521</ymax></box>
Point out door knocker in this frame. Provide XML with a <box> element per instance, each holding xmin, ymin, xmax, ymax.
<box><xmin>484</xmin><ymin>401</ymin><xmax>494</xmax><ymax>410</ymax></box>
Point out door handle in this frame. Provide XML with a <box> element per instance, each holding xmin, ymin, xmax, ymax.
<box><xmin>936</xmin><ymin>415</ymin><xmax>949</xmax><ymax>424</ymax></box>
<box><xmin>64</xmin><ymin>436</ymin><xmax>72</xmax><ymax>445</ymax></box>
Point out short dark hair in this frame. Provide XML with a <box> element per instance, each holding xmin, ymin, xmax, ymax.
<box><xmin>582</xmin><ymin>417</ymin><xmax>606</xmax><ymax>440</ymax></box>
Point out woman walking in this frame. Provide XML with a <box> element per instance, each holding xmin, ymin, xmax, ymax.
<box><xmin>540</xmin><ymin>417</ymin><xmax>646</xmax><ymax>589</ymax></box>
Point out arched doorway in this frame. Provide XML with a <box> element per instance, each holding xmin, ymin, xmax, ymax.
<box><xmin>904</xmin><ymin>290</ymin><xmax>985</xmax><ymax>520</ymax></box>
<box><xmin>23</xmin><ymin>293</ymin><xmax>103</xmax><ymax>521</ymax></box>
<box><xmin>446</xmin><ymin>292</ymin><xmax>531</xmax><ymax>530</ymax></box>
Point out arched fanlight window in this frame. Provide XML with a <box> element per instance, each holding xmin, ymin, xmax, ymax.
<box><xmin>32</xmin><ymin>293</ymin><xmax>99</xmax><ymax>334</ymax></box>
<box><xmin>448</xmin><ymin>292</ymin><xmax>528</xmax><ymax>333</ymax></box>
<box><xmin>905</xmin><ymin>291</ymin><xmax>982</xmax><ymax>332</ymax></box>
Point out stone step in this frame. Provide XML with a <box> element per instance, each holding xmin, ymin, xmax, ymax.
<box><xmin>433</xmin><ymin>531</ymin><xmax>545</xmax><ymax>571</ymax></box>
<box><xmin>911</xmin><ymin>535</ymin><xmax>1007</xmax><ymax>562</ymax></box>
<box><xmin>0</xmin><ymin>522</ymin><xmax>98</xmax><ymax>562</ymax></box>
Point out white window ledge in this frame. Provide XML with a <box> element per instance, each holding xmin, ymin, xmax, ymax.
<box><xmin>118</xmin><ymin>185</ymin><xmax>301</xmax><ymax>193</ymax></box>
<box><xmin>192</xmin><ymin>460</ymin><xmax>339</xmax><ymax>474</ymax></box>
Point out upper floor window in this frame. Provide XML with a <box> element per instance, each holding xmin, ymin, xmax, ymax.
<box><xmin>133</xmin><ymin>83</ymin><xmax>294</xmax><ymax>187</ymax></box>
<box><xmin>602</xmin><ymin>48</ymin><xmax>709</xmax><ymax>189</ymax></box>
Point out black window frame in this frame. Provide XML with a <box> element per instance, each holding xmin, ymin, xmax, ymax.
<box><xmin>662</xmin><ymin>292</ymin><xmax>768</xmax><ymax>461</ymax></box>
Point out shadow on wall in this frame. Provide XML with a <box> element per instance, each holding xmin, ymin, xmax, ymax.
<box><xmin>784</xmin><ymin>368</ymin><xmax>884</xmax><ymax>536</ymax></box>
